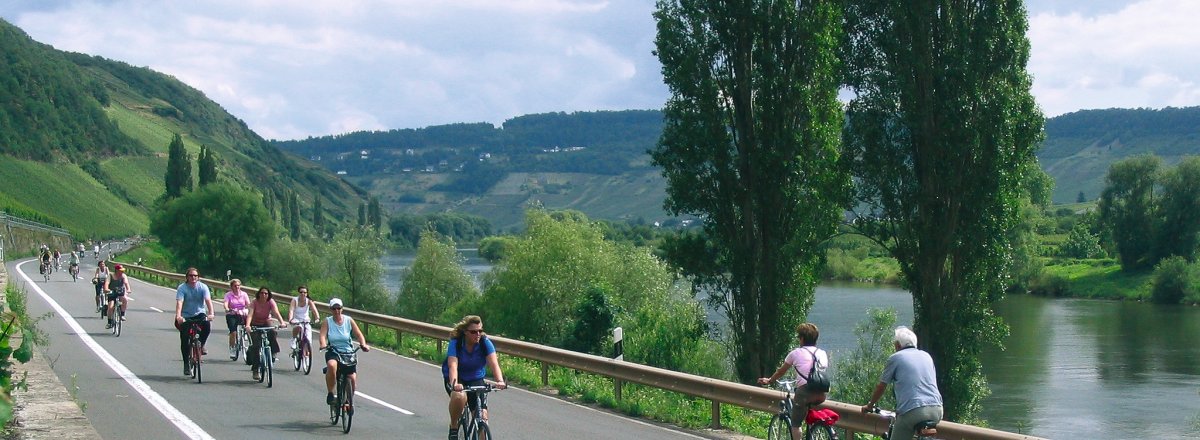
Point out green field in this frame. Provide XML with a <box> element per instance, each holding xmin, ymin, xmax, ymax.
<box><xmin>102</xmin><ymin>156</ymin><xmax>168</xmax><ymax>209</ymax></box>
<box><xmin>0</xmin><ymin>157</ymin><xmax>148</xmax><ymax>238</ymax></box>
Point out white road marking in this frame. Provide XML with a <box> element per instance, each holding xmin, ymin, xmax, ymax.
<box><xmin>357</xmin><ymin>391</ymin><xmax>415</xmax><ymax>415</ymax></box>
<box><xmin>16</xmin><ymin>260</ymin><xmax>216</xmax><ymax>440</ymax></box>
<box><xmin>149</xmin><ymin>307</ymin><xmax>164</xmax><ymax>313</ymax></box>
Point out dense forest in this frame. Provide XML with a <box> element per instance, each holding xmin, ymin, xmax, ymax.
<box><xmin>1041</xmin><ymin>107</ymin><xmax>1200</xmax><ymax>158</ymax></box>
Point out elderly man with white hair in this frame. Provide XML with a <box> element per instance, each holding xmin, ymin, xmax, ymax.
<box><xmin>862</xmin><ymin>326</ymin><xmax>943</xmax><ymax>440</ymax></box>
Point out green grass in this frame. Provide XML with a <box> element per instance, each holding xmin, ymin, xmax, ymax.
<box><xmin>102</xmin><ymin>156</ymin><xmax>167</xmax><ymax>209</ymax></box>
<box><xmin>0</xmin><ymin>157</ymin><xmax>148</xmax><ymax>238</ymax></box>
<box><xmin>1040</xmin><ymin>258</ymin><xmax>1151</xmax><ymax>300</ymax></box>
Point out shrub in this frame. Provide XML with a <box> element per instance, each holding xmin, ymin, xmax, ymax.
<box><xmin>1028</xmin><ymin>273</ymin><xmax>1071</xmax><ymax>297</ymax></box>
<box><xmin>1150</xmin><ymin>256</ymin><xmax>1194</xmax><ymax>304</ymax></box>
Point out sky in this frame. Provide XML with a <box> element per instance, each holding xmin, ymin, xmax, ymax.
<box><xmin>2</xmin><ymin>0</ymin><xmax>1199</xmax><ymax>141</ymax></box>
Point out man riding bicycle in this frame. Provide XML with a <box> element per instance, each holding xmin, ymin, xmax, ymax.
<box><xmin>862</xmin><ymin>327</ymin><xmax>943</xmax><ymax>440</ymax></box>
<box><xmin>319</xmin><ymin>298</ymin><xmax>369</xmax><ymax>406</ymax></box>
<box><xmin>174</xmin><ymin>268</ymin><xmax>214</xmax><ymax>376</ymax></box>
<box><xmin>39</xmin><ymin>247</ymin><xmax>52</xmax><ymax>274</ymax></box>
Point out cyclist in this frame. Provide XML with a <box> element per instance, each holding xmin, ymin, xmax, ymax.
<box><xmin>93</xmin><ymin>261</ymin><xmax>110</xmax><ymax>314</ymax></box>
<box><xmin>862</xmin><ymin>326</ymin><xmax>943</xmax><ymax>440</ymax></box>
<box><xmin>68</xmin><ymin>250</ymin><xmax>80</xmax><ymax>279</ymax></box>
<box><xmin>52</xmin><ymin>249</ymin><xmax>62</xmax><ymax>271</ymax></box>
<box><xmin>245</xmin><ymin>287</ymin><xmax>286</xmax><ymax>381</ymax></box>
<box><xmin>76</xmin><ymin>242</ymin><xmax>85</xmax><ymax>258</ymax></box>
<box><xmin>757</xmin><ymin>322</ymin><xmax>830</xmax><ymax>440</ymax></box>
<box><xmin>39</xmin><ymin>247</ymin><xmax>52</xmax><ymax>274</ymax></box>
<box><xmin>103</xmin><ymin>264</ymin><xmax>131</xmax><ymax>327</ymax></box>
<box><xmin>442</xmin><ymin>315</ymin><xmax>506</xmax><ymax>440</ymax></box>
<box><xmin>222</xmin><ymin>279</ymin><xmax>250</xmax><ymax>360</ymax></box>
<box><xmin>288</xmin><ymin>285</ymin><xmax>319</xmax><ymax>353</ymax></box>
<box><xmin>93</xmin><ymin>244</ymin><xmax>100</xmax><ymax>259</ymax></box>
<box><xmin>320</xmin><ymin>298</ymin><xmax>369</xmax><ymax>406</ymax></box>
<box><xmin>174</xmin><ymin>268</ymin><xmax>214</xmax><ymax>376</ymax></box>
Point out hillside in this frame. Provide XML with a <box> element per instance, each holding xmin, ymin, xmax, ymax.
<box><xmin>277</xmin><ymin>106</ymin><xmax>1200</xmax><ymax>228</ymax></box>
<box><xmin>274</xmin><ymin>110</ymin><xmax>669</xmax><ymax>230</ymax></box>
<box><xmin>1039</xmin><ymin>107</ymin><xmax>1200</xmax><ymax>203</ymax></box>
<box><xmin>0</xmin><ymin>19</ymin><xmax>366</xmax><ymax>239</ymax></box>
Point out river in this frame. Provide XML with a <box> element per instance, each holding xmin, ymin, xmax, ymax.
<box><xmin>381</xmin><ymin>252</ymin><xmax>1200</xmax><ymax>439</ymax></box>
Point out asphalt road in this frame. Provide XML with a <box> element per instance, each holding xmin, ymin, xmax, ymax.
<box><xmin>9</xmin><ymin>257</ymin><xmax>712</xmax><ymax>440</ymax></box>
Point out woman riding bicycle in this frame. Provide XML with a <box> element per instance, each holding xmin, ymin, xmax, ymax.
<box><xmin>222</xmin><ymin>279</ymin><xmax>250</xmax><ymax>360</ymax></box>
<box><xmin>174</xmin><ymin>268</ymin><xmax>214</xmax><ymax>376</ymax></box>
<box><xmin>93</xmin><ymin>261</ymin><xmax>110</xmax><ymax>313</ymax></box>
<box><xmin>757</xmin><ymin>322</ymin><xmax>830</xmax><ymax>440</ymax></box>
<box><xmin>288</xmin><ymin>285</ymin><xmax>319</xmax><ymax>352</ymax></box>
<box><xmin>319</xmin><ymin>298</ymin><xmax>369</xmax><ymax>405</ymax></box>
<box><xmin>246</xmin><ymin>287</ymin><xmax>286</xmax><ymax>381</ymax></box>
<box><xmin>442</xmin><ymin>315</ymin><xmax>506</xmax><ymax>440</ymax></box>
<box><xmin>103</xmin><ymin>264</ymin><xmax>132</xmax><ymax>327</ymax></box>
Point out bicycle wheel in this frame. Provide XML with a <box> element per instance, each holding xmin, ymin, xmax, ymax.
<box><xmin>805</xmin><ymin>423</ymin><xmax>834</xmax><ymax>440</ymax></box>
<box><xmin>293</xmin><ymin>339</ymin><xmax>302</xmax><ymax>371</ymax></box>
<box><xmin>339</xmin><ymin>376</ymin><xmax>353</xmax><ymax>433</ymax></box>
<box><xmin>264</xmin><ymin>348</ymin><xmax>274</xmax><ymax>388</ymax></box>
<box><xmin>329</xmin><ymin>399</ymin><xmax>341</xmax><ymax>425</ymax></box>
<box><xmin>257</xmin><ymin>344</ymin><xmax>268</xmax><ymax>383</ymax></box>
<box><xmin>477</xmin><ymin>421</ymin><xmax>492</xmax><ymax>440</ymax></box>
<box><xmin>300</xmin><ymin>340</ymin><xmax>312</xmax><ymax>375</ymax></box>
<box><xmin>232</xmin><ymin>330</ymin><xmax>243</xmax><ymax>362</ymax></box>
<box><xmin>767</xmin><ymin>414</ymin><xmax>792</xmax><ymax>440</ymax></box>
<box><xmin>192</xmin><ymin>339</ymin><xmax>203</xmax><ymax>383</ymax></box>
<box><xmin>113</xmin><ymin>313</ymin><xmax>122</xmax><ymax>337</ymax></box>
<box><xmin>241</xmin><ymin>331</ymin><xmax>251</xmax><ymax>365</ymax></box>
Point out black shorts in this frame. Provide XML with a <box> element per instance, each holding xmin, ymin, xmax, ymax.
<box><xmin>325</xmin><ymin>349</ymin><xmax>357</xmax><ymax>375</ymax></box>
<box><xmin>225</xmin><ymin>314</ymin><xmax>246</xmax><ymax>332</ymax></box>
<box><xmin>106</xmin><ymin>290</ymin><xmax>126</xmax><ymax>302</ymax></box>
<box><xmin>444</xmin><ymin>378</ymin><xmax>488</xmax><ymax>410</ymax></box>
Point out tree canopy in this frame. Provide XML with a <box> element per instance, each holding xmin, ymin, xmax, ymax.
<box><xmin>652</xmin><ymin>0</ymin><xmax>848</xmax><ymax>382</ymax></box>
<box><xmin>841</xmin><ymin>0</ymin><xmax>1044</xmax><ymax>421</ymax></box>
<box><xmin>149</xmin><ymin>183</ymin><xmax>275</xmax><ymax>276</ymax></box>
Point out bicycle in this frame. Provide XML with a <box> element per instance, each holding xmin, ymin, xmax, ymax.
<box><xmin>326</xmin><ymin>344</ymin><xmax>362</xmax><ymax>433</ymax></box>
<box><xmin>291</xmin><ymin>320</ymin><xmax>314</xmax><ymax>375</ymax></box>
<box><xmin>230</xmin><ymin>319</ymin><xmax>249</xmax><ymax>362</ymax></box>
<box><xmin>865</xmin><ymin>407</ymin><xmax>938</xmax><ymax>440</ymax></box>
<box><xmin>183</xmin><ymin>318</ymin><xmax>206</xmax><ymax>383</ymax></box>
<box><xmin>250</xmin><ymin>326</ymin><xmax>283</xmax><ymax>388</ymax></box>
<box><xmin>40</xmin><ymin>261</ymin><xmax>51</xmax><ymax>282</ymax></box>
<box><xmin>105</xmin><ymin>290</ymin><xmax>126</xmax><ymax>338</ymax></box>
<box><xmin>457</xmin><ymin>383</ymin><xmax>501</xmax><ymax>440</ymax></box>
<box><xmin>766</xmin><ymin>380</ymin><xmax>837</xmax><ymax>440</ymax></box>
<box><xmin>69</xmin><ymin>263</ymin><xmax>79</xmax><ymax>282</ymax></box>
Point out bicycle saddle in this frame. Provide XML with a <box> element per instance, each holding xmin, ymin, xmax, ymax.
<box><xmin>913</xmin><ymin>420</ymin><xmax>938</xmax><ymax>436</ymax></box>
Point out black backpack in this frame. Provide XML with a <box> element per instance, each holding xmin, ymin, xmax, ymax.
<box><xmin>795</xmin><ymin>347</ymin><xmax>830</xmax><ymax>393</ymax></box>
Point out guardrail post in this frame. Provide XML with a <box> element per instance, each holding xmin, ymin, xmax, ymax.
<box><xmin>395</xmin><ymin>329</ymin><xmax>402</xmax><ymax>348</ymax></box>
<box><xmin>614</xmin><ymin>378</ymin><xmax>622</xmax><ymax>402</ymax></box>
<box><xmin>710</xmin><ymin>401</ymin><xmax>720</xmax><ymax>429</ymax></box>
<box><xmin>437</xmin><ymin>339</ymin><xmax>443</xmax><ymax>356</ymax></box>
<box><xmin>540</xmin><ymin>362</ymin><xmax>549</xmax><ymax>386</ymax></box>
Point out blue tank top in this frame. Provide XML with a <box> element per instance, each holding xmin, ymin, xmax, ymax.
<box><xmin>326</xmin><ymin>316</ymin><xmax>353</xmax><ymax>352</ymax></box>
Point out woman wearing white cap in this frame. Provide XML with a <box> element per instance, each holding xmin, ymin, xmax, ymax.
<box><xmin>319</xmin><ymin>298</ymin><xmax>369</xmax><ymax>405</ymax></box>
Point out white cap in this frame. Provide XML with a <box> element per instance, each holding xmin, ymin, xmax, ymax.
<box><xmin>329</xmin><ymin>298</ymin><xmax>343</xmax><ymax>308</ymax></box>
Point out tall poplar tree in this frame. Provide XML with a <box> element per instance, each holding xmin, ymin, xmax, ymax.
<box><xmin>653</xmin><ymin>0</ymin><xmax>848</xmax><ymax>382</ymax></box>
<box><xmin>289</xmin><ymin>192</ymin><xmax>301</xmax><ymax>240</ymax></box>
<box><xmin>164</xmin><ymin>133</ymin><xmax>192</xmax><ymax>199</ymax></box>
<box><xmin>313</xmin><ymin>193</ymin><xmax>325</xmax><ymax>236</ymax></box>
<box><xmin>841</xmin><ymin>0</ymin><xmax>1044</xmax><ymax>421</ymax></box>
<box><xmin>198</xmin><ymin>145</ymin><xmax>217</xmax><ymax>186</ymax></box>
<box><xmin>368</xmin><ymin>196</ymin><xmax>382</xmax><ymax>232</ymax></box>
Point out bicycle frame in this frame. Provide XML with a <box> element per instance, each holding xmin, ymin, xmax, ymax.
<box><xmin>459</xmin><ymin>384</ymin><xmax>496</xmax><ymax>440</ymax></box>
<box><xmin>251</xmin><ymin>326</ymin><xmax>278</xmax><ymax>387</ymax></box>
<box><xmin>871</xmin><ymin>408</ymin><xmax>937</xmax><ymax>440</ymax></box>
<box><xmin>292</xmin><ymin>320</ymin><xmax>313</xmax><ymax>374</ymax></box>
<box><xmin>183</xmin><ymin>319</ymin><xmax>205</xmax><ymax>383</ymax></box>
<box><xmin>327</xmin><ymin>345</ymin><xmax>360</xmax><ymax>433</ymax></box>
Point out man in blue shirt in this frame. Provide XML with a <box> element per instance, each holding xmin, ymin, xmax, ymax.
<box><xmin>174</xmin><ymin>267</ymin><xmax>214</xmax><ymax>376</ymax></box>
<box><xmin>863</xmin><ymin>326</ymin><xmax>943</xmax><ymax>440</ymax></box>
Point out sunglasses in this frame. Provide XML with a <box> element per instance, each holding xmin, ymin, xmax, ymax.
<box><xmin>467</xmin><ymin>329</ymin><xmax>484</xmax><ymax>335</ymax></box>
<box><xmin>187</xmin><ymin>274</ymin><xmax>199</xmax><ymax>278</ymax></box>
<box><xmin>331</xmin><ymin>307</ymin><xmax>343</xmax><ymax>311</ymax></box>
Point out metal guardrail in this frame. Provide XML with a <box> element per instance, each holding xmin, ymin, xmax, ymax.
<box><xmin>121</xmin><ymin>263</ymin><xmax>1045</xmax><ymax>440</ymax></box>
<box><xmin>0</xmin><ymin>213</ymin><xmax>71</xmax><ymax>236</ymax></box>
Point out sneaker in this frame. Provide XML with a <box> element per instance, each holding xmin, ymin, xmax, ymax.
<box><xmin>202</xmin><ymin>347</ymin><xmax>208</xmax><ymax>355</ymax></box>
<box><xmin>184</xmin><ymin>365</ymin><xmax>192</xmax><ymax>376</ymax></box>
<box><xmin>253</xmin><ymin>369</ymin><xmax>261</xmax><ymax>381</ymax></box>
<box><xmin>448</xmin><ymin>429</ymin><xmax>459</xmax><ymax>440</ymax></box>
<box><xmin>105</xmin><ymin>322</ymin><xmax>113</xmax><ymax>329</ymax></box>
<box><xmin>290</xmin><ymin>339</ymin><xmax>297</xmax><ymax>350</ymax></box>
<box><xmin>326</xmin><ymin>393</ymin><xmax>336</xmax><ymax>405</ymax></box>
<box><xmin>120</xmin><ymin>316</ymin><xmax>127</xmax><ymax>321</ymax></box>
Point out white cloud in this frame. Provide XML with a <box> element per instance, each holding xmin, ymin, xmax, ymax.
<box><xmin>1028</xmin><ymin>0</ymin><xmax>1200</xmax><ymax>115</ymax></box>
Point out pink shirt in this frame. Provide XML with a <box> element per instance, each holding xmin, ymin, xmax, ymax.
<box><xmin>224</xmin><ymin>289</ymin><xmax>250</xmax><ymax>315</ymax></box>
<box><xmin>784</xmin><ymin>346</ymin><xmax>830</xmax><ymax>387</ymax></box>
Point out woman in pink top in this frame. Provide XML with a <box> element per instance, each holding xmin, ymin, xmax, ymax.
<box><xmin>222</xmin><ymin>279</ymin><xmax>251</xmax><ymax>360</ymax></box>
<box><xmin>245</xmin><ymin>287</ymin><xmax>286</xmax><ymax>381</ymax></box>
<box><xmin>757</xmin><ymin>323</ymin><xmax>830</xmax><ymax>440</ymax></box>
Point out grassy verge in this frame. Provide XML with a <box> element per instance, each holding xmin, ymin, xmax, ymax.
<box><xmin>1037</xmin><ymin>258</ymin><xmax>1151</xmax><ymax>300</ymax></box>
